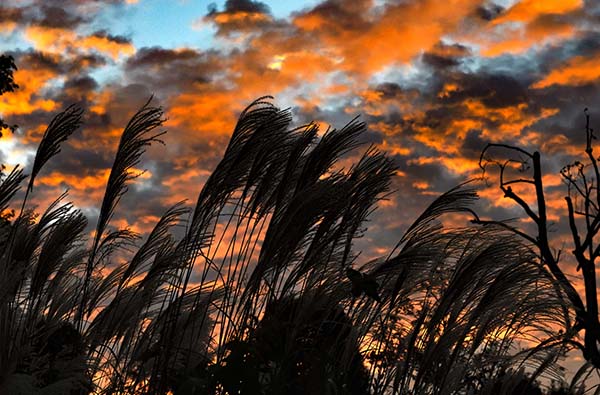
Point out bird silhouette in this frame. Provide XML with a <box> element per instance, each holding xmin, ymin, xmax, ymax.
<box><xmin>345</xmin><ymin>268</ymin><xmax>381</xmax><ymax>303</ymax></box>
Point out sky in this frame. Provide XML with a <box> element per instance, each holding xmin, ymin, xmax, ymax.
<box><xmin>1</xmin><ymin>0</ymin><xmax>600</xmax><ymax>376</ymax></box>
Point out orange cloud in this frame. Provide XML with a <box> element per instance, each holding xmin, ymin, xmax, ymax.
<box><xmin>519</xmin><ymin>131</ymin><xmax>581</xmax><ymax>156</ymax></box>
<box><xmin>480</xmin><ymin>18</ymin><xmax>574</xmax><ymax>57</ymax></box>
<box><xmin>408</xmin><ymin>156</ymin><xmax>480</xmax><ymax>176</ymax></box>
<box><xmin>213</xmin><ymin>11</ymin><xmax>271</xmax><ymax>26</ymax></box>
<box><xmin>359</xmin><ymin>87</ymin><xmax>421</xmax><ymax>117</ymax></box>
<box><xmin>24</xmin><ymin>26</ymin><xmax>76</xmax><ymax>53</ymax></box>
<box><xmin>89</xmin><ymin>90</ymin><xmax>114</xmax><ymax>115</ymax></box>
<box><xmin>465</xmin><ymin>100</ymin><xmax>559</xmax><ymax>139</ymax></box>
<box><xmin>0</xmin><ymin>21</ymin><xmax>17</xmax><ymax>34</ymax></box>
<box><xmin>459</xmin><ymin>0</ymin><xmax>582</xmax><ymax>57</ymax></box>
<box><xmin>378</xmin><ymin>139</ymin><xmax>412</xmax><ymax>157</ymax></box>
<box><xmin>274</xmin><ymin>51</ymin><xmax>337</xmax><ymax>81</ymax></box>
<box><xmin>0</xmin><ymin>67</ymin><xmax>58</xmax><ymax>116</ymax></box>
<box><xmin>532</xmin><ymin>55</ymin><xmax>600</xmax><ymax>89</ymax></box>
<box><xmin>79</xmin><ymin>34</ymin><xmax>135</xmax><ymax>60</ymax></box>
<box><xmin>413</xmin><ymin>181</ymin><xmax>430</xmax><ymax>190</ymax></box>
<box><xmin>160</xmin><ymin>166</ymin><xmax>213</xmax><ymax>206</ymax></box>
<box><xmin>111</xmin><ymin>214</ymin><xmax>163</xmax><ymax>236</ymax></box>
<box><xmin>24</xmin><ymin>26</ymin><xmax>134</xmax><ymax>60</ymax></box>
<box><xmin>494</xmin><ymin>0</ymin><xmax>583</xmax><ymax>24</ymax></box>
<box><xmin>293</xmin><ymin>0</ymin><xmax>481</xmax><ymax>75</ymax></box>
<box><xmin>37</xmin><ymin>169</ymin><xmax>111</xmax><ymax>190</ymax></box>
<box><xmin>168</xmin><ymin>90</ymin><xmax>241</xmax><ymax>135</ymax></box>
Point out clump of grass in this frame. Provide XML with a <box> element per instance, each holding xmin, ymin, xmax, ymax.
<box><xmin>0</xmin><ymin>97</ymin><xmax>582</xmax><ymax>394</ymax></box>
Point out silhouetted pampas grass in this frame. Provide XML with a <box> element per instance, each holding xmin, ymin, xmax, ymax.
<box><xmin>0</xmin><ymin>97</ymin><xmax>585</xmax><ymax>394</ymax></box>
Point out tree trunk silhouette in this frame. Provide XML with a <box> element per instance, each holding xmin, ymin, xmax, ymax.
<box><xmin>477</xmin><ymin>109</ymin><xmax>600</xmax><ymax>368</ymax></box>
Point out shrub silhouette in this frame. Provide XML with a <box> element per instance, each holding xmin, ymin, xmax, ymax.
<box><xmin>243</xmin><ymin>291</ymin><xmax>369</xmax><ymax>394</ymax></box>
<box><xmin>0</xmin><ymin>93</ymin><xmax>585</xmax><ymax>394</ymax></box>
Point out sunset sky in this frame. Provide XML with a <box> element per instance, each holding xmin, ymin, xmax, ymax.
<box><xmin>1</xmin><ymin>0</ymin><xmax>600</xmax><ymax>363</ymax></box>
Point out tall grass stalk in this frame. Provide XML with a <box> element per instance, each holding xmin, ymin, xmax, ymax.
<box><xmin>0</xmin><ymin>98</ymin><xmax>580</xmax><ymax>395</ymax></box>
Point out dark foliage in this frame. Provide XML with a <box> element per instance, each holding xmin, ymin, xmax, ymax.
<box><xmin>0</xmin><ymin>54</ymin><xmax>19</xmax><ymax>135</ymax></box>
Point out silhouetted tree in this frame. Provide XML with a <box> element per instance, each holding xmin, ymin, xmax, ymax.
<box><xmin>0</xmin><ymin>54</ymin><xmax>19</xmax><ymax>135</ymax></box>
<box><xmin>478</xmin><ymin>109</ymin><xmax>600</xmax><ymax>371</ymax></box>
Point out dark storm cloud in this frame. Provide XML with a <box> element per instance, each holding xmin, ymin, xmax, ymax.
<box><xmin>204</xmin><ymin>0</ymin><xmax>274</xmax><ymax>35</ymax></box>
<box><xmin>0</xmin><ymin>0</ymin><xmax>135</xmax><ymax>53</ymax></box>
<box><xmin>422</xmin><ymin>53</ymin><xmax>462</xmax><ymax>69</ymax></box>
<box><xmin>293</xmin><ymin>0</ymin><xmax>371</xmax><ymax>31</ymax></box>
<box><xmin>93</xmin><ymin>83</ymin><xmax>156</xmax><ymax>126</ymax></box>
<box><xmin>396</xmin><ymin>156</ymin><xmax>464</xmax><ymax>193</ymax></box>
<box><xmin>33</xmin><ymin>5</ymin><xmax>87</xmax><ymax>28</ymax></box>
<box><xmin>460</xmin><ymin>129</ymin><xmax>488</xmax><ymax>156</ymax></box>
<box><xmin>67</xmin><ymin>54</ymin><xmax>108</xmax><ymax>72</ymax></box>
<box><xmin>0</xmin><ymin>1</ymin><xmax>130</xmax><ymax>30</ymax></box>
<box><xmin>0</xmin><ymin>4</ymin><xmax>86</xmax><ymax>28</ymax></box>
<box><xmin>529</xmin><ymin>30</ymin><xmax>600</xmax><ymax>78</ymax></box>
<box><xmin>57</xmin><ymin>75</ymin><xmax>99</xmax><ymax>103</ymax></box>
<box><xmin>9</xmin><ymin>109</ymin><xmax>62</xmax><ymax>140</ymax></box>
<box><xmin>474</xmin><ymin>3</ymin><xmax>504</xmax><ymax>21</ymax></box>
<box><xmin>0</xmin><ymin>6</ymin><xmax>24</xmax><ymax>24</ymax></box>
<box><xmin>372</xmin><ymin>83</ymin><xmax>406</xmax><ymax>100</ymax></box>
<box><xmin>90</xmin><ymin>30</ymin><xmax>132</xmax><ymax>45</ymax></box>
<box><xmin>441</xmin><ymin>73</ymin><xmax>529</xmax><ymax>108</ymax></box>
<box><xmin>422</xmin><ymin>42</ymin><xmax>472</xmax><ymax>70</ymax></box>
<box><xmin>11</xmin><ymin>49</ymin><xmax>61</xmax><ymax>73</ymax></box>
<box><xmin>42</xmin><ymin>147</ymin><xmax>109</xmax><ymax>176</ymax></box>
<box><xmin>9</xmin><ymin>50</ymin><xmax>106</xmax><ymax>100</ymax></box>
<box><xmin>571</xmin><ymin>31</ymin><xmax>600</xmax><ymax>54</ymax></box>
<box><xmin>124</xmin><ymin>47</ymin><xmax>219</xmax><ymax>92</ymax></box>
<box><xmin>217</xmin><ymin>0</ymin><xmax>271</xmax><ymax>15</ymax></box>
<box><xmin>126</xmin><ymin>47</ymin><xmax>200</xmax><ymax>67</ymax></box>
<box><xmin>10</xmin><ymin>50</ymin><xmax>107</xmax><ymax>75</ymax></box>
<box><xmin>530</xmin><ymin>83</ymin><xmax>600</xmax><ymax>143</ymax></box>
